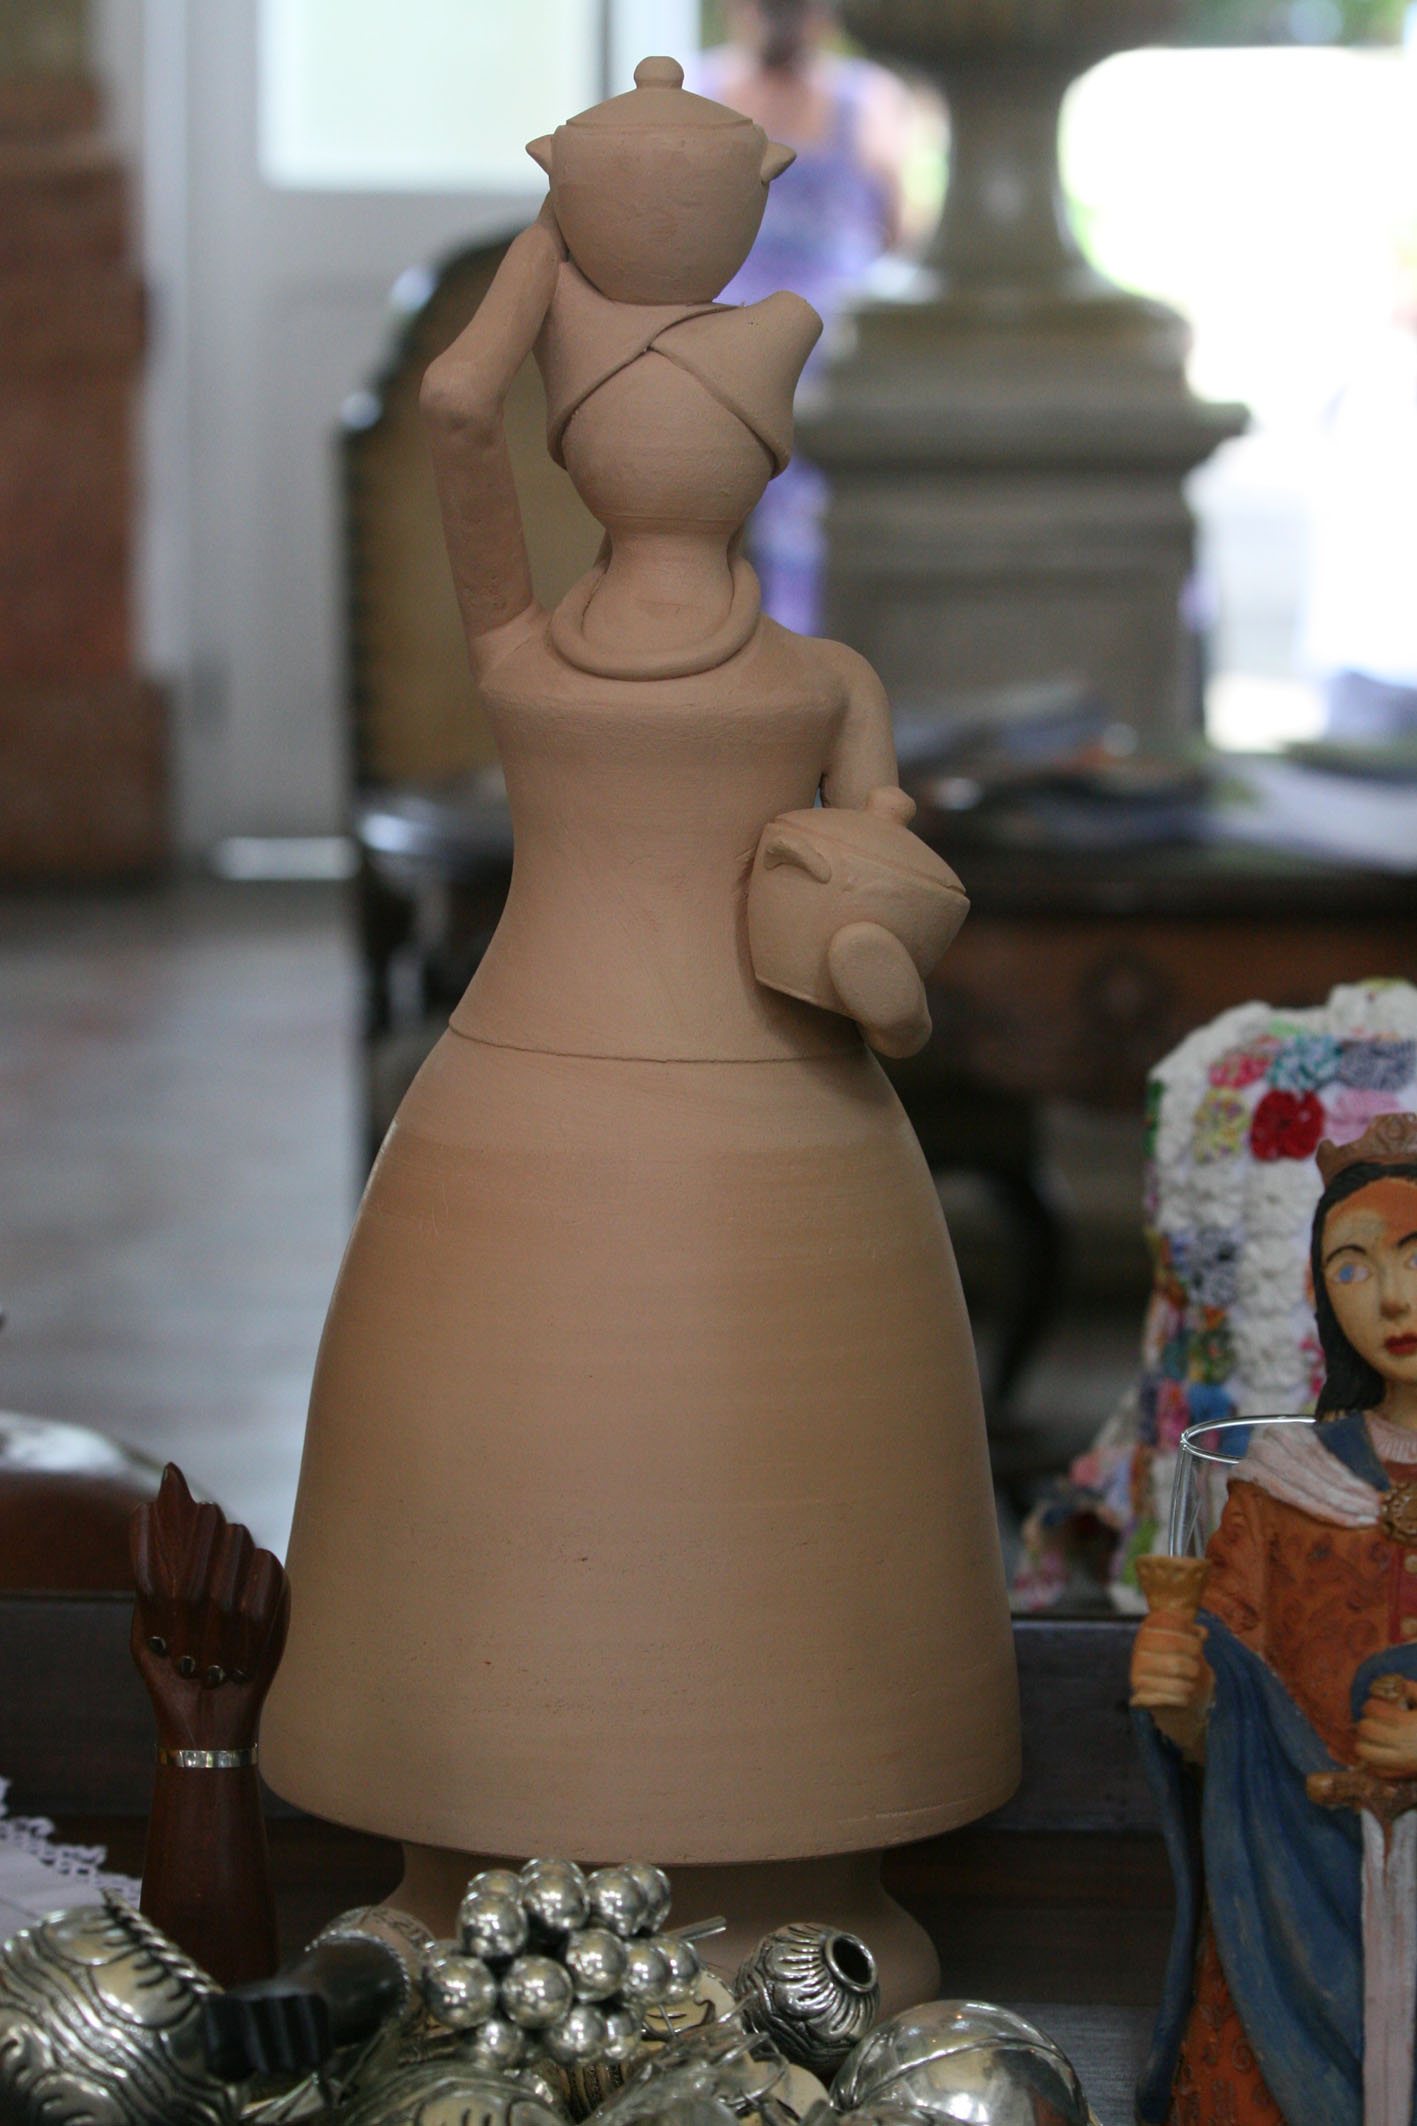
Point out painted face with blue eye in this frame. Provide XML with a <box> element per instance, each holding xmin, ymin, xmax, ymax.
<box><xmin>1323</xmin><ymin>1178</ymin><xmax>1417</xmax><ymax>1393</ymax></box>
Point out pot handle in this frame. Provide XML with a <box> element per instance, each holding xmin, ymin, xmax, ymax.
<box><xmin>864</xmin><ymin>785</ymin><xmax>917</xmax><ymax>827</ymax></box>
<box><xmin>760</xmin><ymin>828</ymin><xmax>832</xmax><ymax>883</ymax></box>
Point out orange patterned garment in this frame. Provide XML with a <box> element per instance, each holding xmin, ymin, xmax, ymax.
<box><xmin>1166</xmin><ymin>1459</ymin><xmax>1415</xmax><ymax>2125</ymax></box>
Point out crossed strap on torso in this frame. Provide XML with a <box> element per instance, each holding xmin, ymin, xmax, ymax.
<box><xmin>535</xmin><ymin>260</ymin><xmax>818</xmax><ymax>476</ymax></box>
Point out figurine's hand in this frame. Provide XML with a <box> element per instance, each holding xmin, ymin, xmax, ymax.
<box><xmin>1130</xmin><ymin>1614</ymin><xmax>1211</xmax><ymax>1712</ymax></box>
<box><xmin>130</xmin><ymin>1465</ymin><xmax>290</xmax><ymax>1753</ymax></box>
<box><xmin>1355</xmin><ymin>1683</ymin><xmax>1417</xmax><ymax>1778</ymax></box>
<box><xmin>420</xmin><ymin>221</ymin><xmax>561</xmax><ymax>436</ymax></box>
<box><xmin>825</xmin><ymin>921</ymin><xmax>932</xmax><ymax>1060</ymax></box>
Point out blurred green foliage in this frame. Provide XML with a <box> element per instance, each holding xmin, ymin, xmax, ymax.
<box><xmin>698</xmin><ymin>0</ymin><xmax>1407</xmax><ymax>46</ymax></box>
<box><xmin>1173</xmin><ymin>0</ymin><xmax>1406</xmax><ymax>43</ymax></box>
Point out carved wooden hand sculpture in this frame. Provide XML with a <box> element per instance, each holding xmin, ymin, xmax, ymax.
<box><xmin>131</xmin><ymin>1464</ymin><xmax>290</xmax><ymax>1985</ymax></box>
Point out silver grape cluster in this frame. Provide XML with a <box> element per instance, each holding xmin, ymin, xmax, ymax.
<box><xmin>420</xmin><ymin>1859</ymin><xmax>702</xmax><ymax>2078</ymax></box>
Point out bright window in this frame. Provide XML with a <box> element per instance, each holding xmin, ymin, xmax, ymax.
<box><xmin>1064</xmin><ymin>46</ymin><xmax>1417</xmax><ymax>744</ymax></box>
<box><xmin>1064</xmin><ymin>46</ymin><xmax>1417</xmax><ymax>423</ymax></box>
<box><xmin>258</xmin><ymin>0</ymin><xmax>603</xmax><ymax>192</ymax></box>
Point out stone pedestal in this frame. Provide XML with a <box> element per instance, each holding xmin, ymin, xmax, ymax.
<box><xmin>798</xmin><ymin>3</ymin><xmax>1247</xmax><ymax>741</ymax></box>
<box><xmin>0</xmin><ymin>10</ymin><xmax>164</xmax><ymax>877</ymax></box>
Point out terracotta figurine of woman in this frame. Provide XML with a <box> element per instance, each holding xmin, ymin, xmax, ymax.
<box><xmin>1131</xmin><ymin>1110</ymin><xmax>1417</xmax><ymax>2126</ymax></box>
<box><xmin>261</xmin><ymin>59</ymin><xmax>1018</xmax><ymax>2003</ymax></box>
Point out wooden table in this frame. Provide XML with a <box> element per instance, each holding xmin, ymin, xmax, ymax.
<box><xmin>0</xmin><ymin>1592</ymin><xmax>1166</xmax><ymax>2122</ymax></box>
<box><xmin>357</xmin><ymin>777</ymin><xmax>1417</xmax><ymax>1413</ymax></box>
<box><xmin>920</xmin><ymin>816</ymin><xmax>1417</xmax><ymax>1112</ymax></box>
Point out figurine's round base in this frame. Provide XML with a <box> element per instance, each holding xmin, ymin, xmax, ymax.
<box><xmin>396</xmin><ymin>1844</ymin><xmax>939</xmax><ymax>2016</ymax></box>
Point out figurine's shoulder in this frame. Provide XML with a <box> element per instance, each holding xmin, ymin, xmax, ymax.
<box><xmin>801</xmin><ymin>633</ymin><xmax>888</xmax><ymax>706</ymax></box>
<box><xmin>733</xmin><ymin>617</ymin><xmax>862</xmax><ymax>703</ymax></box>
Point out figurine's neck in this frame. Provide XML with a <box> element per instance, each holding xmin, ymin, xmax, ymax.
<box><xmin>1376</xmin><ymin>1379</ymin><xmax>1417</xmax><ymax>1432</ymax></box>
<box><xmin>579</xmin><ymin>530</ymin><xmax>739</xmax><ymax>660</ymax></box>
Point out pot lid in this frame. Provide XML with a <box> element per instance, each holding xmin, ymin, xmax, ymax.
<box><xmin>772</xmin><ymin>787</ymin><xmax>966</xmax><ymax>893</ymax></box>
<box><xmin>563</xmin><ymin>55</ymin><xmax>754</xmax><ymax>132</ymax></box>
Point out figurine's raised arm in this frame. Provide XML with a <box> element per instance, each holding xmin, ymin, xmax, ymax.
<box><xmin>420</xmin><ymin>211</ymin><xmax>564</xmax><ymax>675</ymax></box>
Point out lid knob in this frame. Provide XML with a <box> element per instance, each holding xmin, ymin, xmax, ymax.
<box><xmin>865</xmin><ymin>785</ymin><xmax>917</xmax><ymax>827</ymax></box>
<box><xmin>633</xmin><ymin>55</ymin><xmax>684</xmax><ymax>89</ymax></box>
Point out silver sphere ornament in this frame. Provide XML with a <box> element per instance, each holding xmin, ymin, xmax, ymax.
<box><xmin>734</xmin><ymin>1922</ymin><xmax>880</xmax><ymax>2079</ymax></box>
<box><xmin>541</xmin><ymin>2001</ymin><xmax>611</xmax><ymax>2065</ymax></box>
<box><xmin>520</xmin><ymin>1859</ymin><xmax>590</xmax><ymax>1937</ymax></box>
<box><xmin>602</xmin><ymin>2004</ymin><xmax>644</xmax><ymax>2063</ymax></box>
<box><xmin>467</xmin><ymin>2014</ymin><xmax>529</xmax><ymax>2070</ymax></box>
<box><xmin>470</xmin><ymin>1868</ymin><xmax>525</xmax><ymax>1901</ymax></box>
<box><xmin>564</xmin><ymin>1925</ymin><xmax>629</xmax><ymax>2001</ymax></box>
<box><xmin>422</xmin><ymin>1944</ymin><xmax>499</xmax><ymax>2029</ymax></box>
<box><xmin>587</xmin><ymin>1865</ymin><xmax>650</xmax><ymax>1939</ymax></box>
<box><xmin>620</xmin><ymin>1938</ymin><xmax>673</xmax><ymax>2004</ymax></box>
<box><xmin>501</xmin><ymin>1954</ymin><xmax>576</xmax><ymax>2030</ymax></box>
<box><xmin>655</xmin><ymin>1933</ymin><xmax>702</xmax><ymax>1993</ymax></box>
<box><xmin>831</xmin><ymin>2000</ymin><xmax>1089</xmax><ymax>2126</ymax></box>
<box><xmin>624</xmin><ymin>1863</ymin><xmax>672</xmax><ymax>1932</ymax></box>
<box><xmin>460</xmin><ymin>1888</ymin><xmax>530</xmax><ymax>1964</ymax></box>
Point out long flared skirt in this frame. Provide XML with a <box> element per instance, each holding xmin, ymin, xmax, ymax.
<box><xmin>262</xmin><ymin>1028</ymin><xmax>1019</xmax><ymax>1859</ymax></box>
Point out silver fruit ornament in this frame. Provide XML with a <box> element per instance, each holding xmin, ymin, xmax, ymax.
<box><xmin>734</xmin><ymin>1923</ymin><xmax>880</xmax><ymax>2079</ymax></box>
<box><xmin>469</xmin><ymin>2015</ymin><xmax>529</xmax><ymax>2070</ymax></box>
<box><xmin>832</xmin><ymin>2000</ymin><xmax>1090</xmax><ymax>2126</ymax></box>
<box><xmin>521</xmin><ymin>1860</ymin><xmax>591</xmax><ymax>1937</ymax></box>
<box><xmin>624</xmin><ymin>1864</ymin><xmax>672</xmax><ymax>1933</ymax></box>
<box><xmin>564</xmin><ymin>1927</ymin><xmax>628</xmax><ymax>2001</ymax></box>
<box><xmin>470</xmin><ymin>1869</ymin><xmax>525</xmax><ymax>1901</ymax></box>
<box><xmin>587</xmin><ymin>1866</ymin><xmax>650</xmax><ymax>1939</ymax></box>
<box><xmin>502</xmin><ymin>1955</ymin><xmax>577</xmax><ymax>2030</ymax></box>
<box><xmin>601</xmin><ymin>2003</ymin><xmax>644</xmax><ymax>2061</ymax></box>
<box><xmin>422</xmin><ymin>1945</ymin><xmax>499</xmax><ymax>2029</ymax></box>
<box><xmin>460</xmin><ymin>1890</ymin><xmax>531</xmax><ymax>1965</ymax></box>
<box><xmin>542</xmin><ymin>2002</ymin><xmax>611</xmax><ymax>2065</ymax></box>
<box><xmin>619</xmin><ymin>1940</ymin><xmax>673</xmax><ymax>2005</ymax></box>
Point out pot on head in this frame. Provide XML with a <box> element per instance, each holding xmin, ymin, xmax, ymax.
<box><xmin>527</xmin><ymin>57</ymin><xmax>794</xmax><ymax>305</ymax></box>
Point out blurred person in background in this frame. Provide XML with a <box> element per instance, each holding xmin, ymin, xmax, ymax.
<box><xmin>691</xmin><ymin>2</ymin><xmax>932</xmax><ymax>633</ymax></box>
<box><xmin>1303</xmin><ymin>244</ymin><xmax>1417</xmax><ymax>743</ymax></box>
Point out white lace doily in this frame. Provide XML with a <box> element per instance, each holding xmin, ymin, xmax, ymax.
<box><xmin>0</xmin><ymin>1776</ymin><xmax>141</xmax><ymax>1948</ymax></box>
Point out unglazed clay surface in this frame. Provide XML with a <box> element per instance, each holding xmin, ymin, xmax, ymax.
<box><xmin>263</xmin><ymin>57</ymin><xmax>1018</xmax><ymax>1884</ymax></box>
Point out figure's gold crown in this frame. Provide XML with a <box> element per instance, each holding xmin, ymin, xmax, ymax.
<box><xmin>1317</xmin><ymin>1111</ymin><xmax>1417</xmax><ymax>1186</ymax></box>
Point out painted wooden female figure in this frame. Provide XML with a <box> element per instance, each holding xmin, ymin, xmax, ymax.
<box><xmin>1132</xmin><ymin>1110</ymin><xmax>1417</xmax><ymax>2126</ymax></box>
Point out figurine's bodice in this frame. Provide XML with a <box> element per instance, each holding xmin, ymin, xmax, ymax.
<box><xmin>1206</xmin><ymin>1455</ymin><xmax>1416</xmax><ymax>1763</ymax></box>
<box><xmin>452</xmin><ymin>614</ymin><xmax>858</xmax><ymax>1063</ymax></box>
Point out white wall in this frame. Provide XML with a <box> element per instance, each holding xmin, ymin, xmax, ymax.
<box><xmin>88</xmin><ymin>0</ymin><xmax>700</xmax><ymax>853</ymax></box>
<box><xmin>92</xmin><ymin>3</ymin><xmax>537</xmax><ymax>849</ymax></box>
